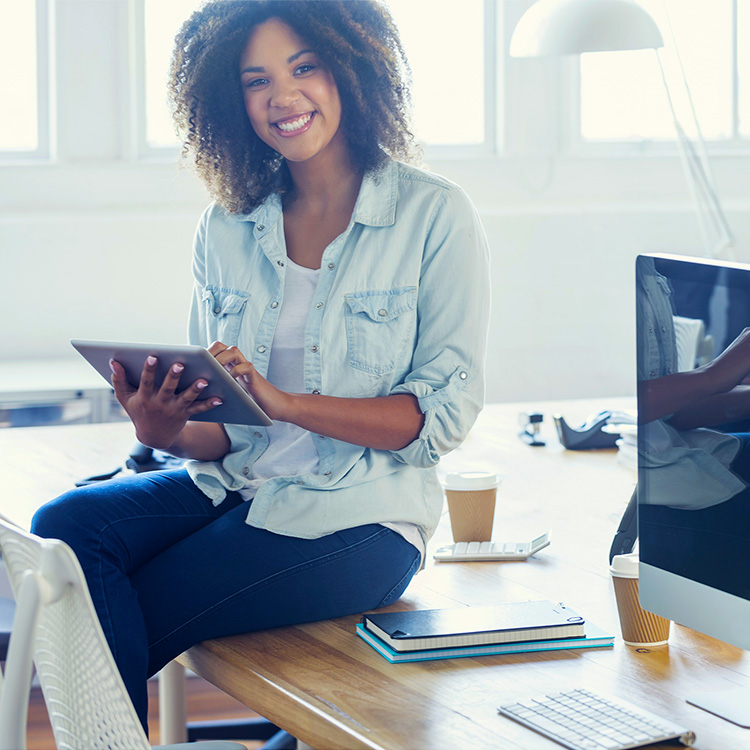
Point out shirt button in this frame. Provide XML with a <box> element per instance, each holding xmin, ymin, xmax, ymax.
<box><xmin>242</xmin><ymin>467</ymin><xmax>250</xmax><ymax>476</ymax></box>
<box><xmin>214</xmin><ymin>306</ymin><xmax>221</xmax><ymax>314</ymax></box>
<box><xmin>311</xmin><ymin>345</ymin><xmax>319</xmax><ymax>353</ymax></box>
<box><xmin>318</xmin><ymin>435</ymin><xmax>325</xmax><ymax>440</ymax></box>
<box><xmin>277</xmin><ymin>260</ymin><xmax>284</xmax><ymax>267</ymax></box>
<box><xmin>257</xmin><ymin>345</ymin><xmax>267</xmax><ymax>353</ymax></box>
<box><xmin>270</xmin><ymin>301</ymin><xmax>279</xmax><ymax>309</ymax></box>
<box><xmin>257</xmin><ymin>224</ymin><xmax>265</xmax><ymax>231</ymax></box>
<box><xmin>296</xmin><ymin>479</ymin><xmax>304</xmax><ymax>485</ymax></box>
<box><xmin>327</xmin><ymin>262</ymin><xmax>335</xmax><ymax>270</ymax></box>
<box><xmin>312</xmin><ymin>389</ymin><xmax>321</xmax><ymax>395</ymax></box>
<box><xmin>324</xmin><ymin>471</ymin><xmax>331</xmax><ymax>476</ymax></box>
<box><xmin>459</xmin><ymin>371</ymin><xmax>468</xmax><ymax>380</ymax></box>
<box><xmin>378</xmin><ymin>309</ymin><xmax>388</xmax><ymax>317</ymax></box>
<box><xmin>254</xmin><ymin>431</ymin><xmax>262</xmax><ymax>438</ymax></box>
<box><xmin>315</xmin><ymin>302</ymin><xmax>323</xmax><ymax>309</ymax></box>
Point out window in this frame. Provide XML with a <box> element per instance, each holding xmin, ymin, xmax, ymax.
<box><xmin>578</xmin><ymin>0</ymin><xmax>746</xmax><ymax>147</ymax></box>
<box><xmin>137</xmin><ymin>0</ymin><xmax>492</xmax><ymax>155</ymax></box>
<box><xmin>0</xmin><ymin>0</ymin><xmax>49</xmax><ymax>158</ymax></box>
<box><xmin>387</xmin><ymin>0</ymin><xmax>487</xmax><ymax>148</ymax></box>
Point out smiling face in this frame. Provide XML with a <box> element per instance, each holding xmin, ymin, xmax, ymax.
<box><xmin>239</xmin><ymin>19</ymin><xmax>346</xmax><ymax>167</ymax></box>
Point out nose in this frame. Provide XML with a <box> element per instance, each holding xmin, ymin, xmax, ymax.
<box><xmin>270</xmin><ymin>77</ymin><xmax>300</xmax><ymax>108</ymax></box>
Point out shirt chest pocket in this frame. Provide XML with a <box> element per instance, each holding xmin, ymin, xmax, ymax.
<box><xmin>344</xmin><ymin>287</ymin><xmax>417</xmax><ymax>375</ymax></box>
<box><xmin>202</xmin><ymin>286</ymin><xmax>249</xmax><ymax>345</ymax></box>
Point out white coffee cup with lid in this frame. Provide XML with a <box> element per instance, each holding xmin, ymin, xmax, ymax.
<box><xmin>610</xmin><ymin>553</ymin><xmax>670</xmax><ymax>646</ymax></box>
<box><xmin>441</xmin><ymin>471</ymin><xmax>502</xmax><ymax>542</ymax></box>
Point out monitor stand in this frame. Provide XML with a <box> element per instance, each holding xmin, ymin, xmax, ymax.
<box><xmin>687</xmin><ymin>687</ymin><xmax>750</xmax><ymax>728</ymax></box>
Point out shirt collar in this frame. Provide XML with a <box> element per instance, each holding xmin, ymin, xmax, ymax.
<box><xmin>351</xmin><ymin>158</ymin><xmax>397</xmax><ymax>227</ymax></box>
<box><xmin>230</xmin><ymin>157</ymin><xmax>398</xmax><ymax>228</ymax></box>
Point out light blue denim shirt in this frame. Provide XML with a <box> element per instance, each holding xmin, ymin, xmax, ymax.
<box><xmin>185</xmin><ymin>158</ymin><xmax>491</xmax><ymax>543</ymax></box>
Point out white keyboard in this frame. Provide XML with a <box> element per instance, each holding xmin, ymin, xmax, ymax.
<box><xmin>497</xmin><ymin>688</ymin><xmax>696</xmax><ymax>750</ymax></box>
<box><xmin>433</xmin><ymin>532</ymin><xmax>550</xmax><ymax>562</ymax></box>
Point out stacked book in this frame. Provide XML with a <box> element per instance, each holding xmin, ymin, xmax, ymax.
<box><xmin>356</xmin><ymin>600</ymin><xmax>613</xmax><ymax>664</ymax></box>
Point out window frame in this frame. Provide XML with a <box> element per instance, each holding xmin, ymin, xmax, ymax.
<box><xmin>0</xmin><ymin>0</ymin><xmax>51</xmax><ymax>162</ymax></box>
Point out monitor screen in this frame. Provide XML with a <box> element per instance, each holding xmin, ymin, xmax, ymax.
<box><xmin>636</xmin><ymin>253</ymin><xmax>750</xmax><ymax>654</ymax></box>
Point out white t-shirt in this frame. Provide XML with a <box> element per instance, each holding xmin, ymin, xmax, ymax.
<box><xmin>240</xmin><ymin>256</ymin><xmax>424</xmax><ymax>562</ymax></box>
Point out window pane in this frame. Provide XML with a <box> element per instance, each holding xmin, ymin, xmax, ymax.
<box><xmin>580</xmin><ymin>0</ymin><xmax>732</xmax><ymax>141</ymax></box>
<box><xmin>740</xmin><ymin>0</ymin><xmax>750</xmax><ymax>136</ymax></box>
<box><xmin>0</xmin><ymin>2</ymin><xmax>38</xmax><ymax>151</ymax></box>
<box><xmin>388</xmin><ymin>0</ymin><xmax>485</xmax><ymax>145</ymax></box>
<box><xmin>144</xmin><ymin>0</ymin><xmax>486</xmax><ymax>149</ymax></box>
<box><xmin>144</xmin><ymin>0</ymin><xmax>202</xmax><ymax>147</ymax></box>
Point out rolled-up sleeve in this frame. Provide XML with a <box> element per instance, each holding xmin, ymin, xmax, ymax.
<box><xmin>390</xmin><ymin>187</ymin><xmax>490</xmax><ymax>467</ymax></box>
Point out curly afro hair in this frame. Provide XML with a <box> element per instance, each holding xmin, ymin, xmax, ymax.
<box><xmin>168</xmin><ymin>0</ymin><xmax>420</xmax><ymax>214</ymax></box>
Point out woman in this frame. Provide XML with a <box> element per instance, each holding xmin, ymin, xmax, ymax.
<box><xmin>32</xmin><ymin>0</ymin><xmax>490</xmax><ymax>731</ymax></box>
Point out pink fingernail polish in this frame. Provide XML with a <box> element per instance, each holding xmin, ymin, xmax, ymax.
<box><xmin>172</xmin><ymin>363</ymin><xmax>184</xmax><ymax>373</ymax></box>
<box><xmin>213</xmin><ymin>399</ymin><xmax>222</xmax><ymax>406</ymax></box>
<box><xmin>109</xmin><ymin>359</ymin><xmax>116</xmax><ymax>374</ymax></box>
<box><xmin>197</xmin><ymin>381</ymin><xmax>208</xmax><ymax>389</ymax></box>
<box><xmin>147</xmin><ymin>356</ymin><xmax>157</xmax><ymax>366</ymax></box>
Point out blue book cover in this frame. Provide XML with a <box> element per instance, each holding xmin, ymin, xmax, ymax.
<box><xmin>356</xmin><ymin>622</ymin><xmax>614</xmax><ymax>663</ymax></box>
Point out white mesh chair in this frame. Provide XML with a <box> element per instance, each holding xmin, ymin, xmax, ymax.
<box><xmin>0</xmin><ymin>515</ymin><xmax>244</xmax><ymax>750</ymax></box>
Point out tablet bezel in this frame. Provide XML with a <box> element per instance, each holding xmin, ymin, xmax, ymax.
<box><xmin>70</xmin><ymin>339</ymin><xmax>272</xmax><ymax>426</ymax></box>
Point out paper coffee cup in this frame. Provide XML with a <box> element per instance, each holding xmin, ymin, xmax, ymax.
<box><xmin>610</xmin><ymin>553</ymin><xmax>670</xmax><ymax>647</ymax></box>
<box><xmin>442</xmin><ymin>471</ymin><xmax>501</xmax><ymax>543</ymax></box>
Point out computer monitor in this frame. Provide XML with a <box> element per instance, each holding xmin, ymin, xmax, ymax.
<box><xmin>636</xmin><ymin>253</ymin><xmax>750</xmax><ymax>727</ymax></box>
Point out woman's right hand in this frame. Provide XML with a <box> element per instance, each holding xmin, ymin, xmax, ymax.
<box><xmin>110</xmin><ymin>356</ymin><xmax>222</xmax><ymax>450</ymax></box>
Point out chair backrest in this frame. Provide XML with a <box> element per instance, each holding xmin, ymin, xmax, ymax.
<box><xmin>0</xmin><ymin>516</ymin><xmax>150</xmax><ymax>750</ymax></box>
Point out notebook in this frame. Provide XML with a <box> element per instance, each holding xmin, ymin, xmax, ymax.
<box><xmin>361</xmin><ymin>600</ymin><xmax>584</xmax><ymax>652</ymax></box>
<box><xmin>356</xmin><ymin>622</ymin><xmax>613</xmax><ymax>663</ymax></box>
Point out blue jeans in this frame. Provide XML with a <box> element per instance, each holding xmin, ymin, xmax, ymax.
<box><xmin>31</xmin><ymin>469</ymin><xmax>420</xmax><ymax>732</ymax></box>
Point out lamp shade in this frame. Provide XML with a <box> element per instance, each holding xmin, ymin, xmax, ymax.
<box><xmin>510</xmin><ymin>0</ymin><xmax>664</xmax><ymax>57</ymax></box>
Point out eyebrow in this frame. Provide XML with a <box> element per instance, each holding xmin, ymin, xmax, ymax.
<box><xmin>240</xmin><ymin>49</ymin><xmax>314</xmax><ymax>75</ymax></box>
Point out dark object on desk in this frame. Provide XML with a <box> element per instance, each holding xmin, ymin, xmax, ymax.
<box><xmin>518</xmin><ymin>411</ymin><xmax>546</xmax><ymax>446</ymax></box>
<box><xmin>362</xmin><ymin>600</ymin><xmax>584</xmax><ymax>652</ymax></box>
<box><xmin>553</xmin><ymin>410</ymin><xmax>620</xmax><ymax>450</ymax></box>
<box><xmin>75</xmin><ymin>443</ymin><xmax>185</xmax><ymax>486</ymax></box>
<box><xmin>610</xmin><ymin>487</ymin><xmax>638</xmax><ymax>564</ymax></box>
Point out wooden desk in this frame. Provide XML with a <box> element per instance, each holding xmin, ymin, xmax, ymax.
<box><xmin>3</xmin><ymin>401</ymin><xmax>749</xmax><ymax>750</ymax></box>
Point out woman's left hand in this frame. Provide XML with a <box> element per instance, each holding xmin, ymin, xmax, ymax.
<box><xmin>208</xmin><ymin>341</ymin><xmax>291</xmax><ymax>421</ymax></box>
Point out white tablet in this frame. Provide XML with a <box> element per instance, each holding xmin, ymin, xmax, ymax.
<box><xmin>71</xmin><ymin>339</ymin><xmax>272</xmax><ymax>426</ymax></box>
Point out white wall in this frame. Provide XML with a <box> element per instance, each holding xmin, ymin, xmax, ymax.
<box><xmin>2</xmin><ymin>0</ymin><xmax>749</xmax><ymax>404</ymax></box>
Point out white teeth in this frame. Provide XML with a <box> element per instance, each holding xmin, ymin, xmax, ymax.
<box><xmin>276</xmin><ymin>113</ymin><xmax>312</xmax><ymax>132</ymax></box>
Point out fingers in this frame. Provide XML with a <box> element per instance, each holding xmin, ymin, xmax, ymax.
<box><xmin>212</xmin><ymin>344</ymin><xmax>250</xmax><ymax>378</ymax></box>
<box><xmin>109</xmin><ymin>359</ymin><xmax>136</xmax><ymax>401</ymax></box>
<box><xmin>158</xmin><ymin>362</ymin><xmax>186</xmax><ymax>399</ymax></box>
<box><xmin>186</xmin><ymin>396</ymin><xmax>224</xmax><ymax>416</ymax></box>
<box><xmin>207</xmin><ymin>340</ymin><xmax>230</xmax><ymax>358</ymax></box>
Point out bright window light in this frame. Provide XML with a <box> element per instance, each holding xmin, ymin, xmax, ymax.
<box><xmin>144</xmin><ymin>0</ymin><xmax>202</xmax><ymax>148</ymax></box>
<box><xmin>0</xmin><ymin>2</ymin><xmax>38</xmax><ymax>151</ymax></box>
<box><xmin>740</xmin><ymin>0</ymin><xmax>750</xmax><ymax>136</ymax></box>
<box><xmin>580</xmin><ymin>0</ymin><xmax>732</xmax><ymax>142</ymax></box>
<box><xmin>143</xmin><ymin>0</ymin><xmax>485</xmax><ymax>149</ymax></box>
<box><xmin>387</xmin><ymin>0</ymin><xmax>485</xmax><ymax>146</ymax></box>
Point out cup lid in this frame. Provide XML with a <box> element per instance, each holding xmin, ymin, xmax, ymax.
<box><xmin>610</xmin><ymin>552</ymin><xmax>639</xmax><ymax>578</ymax></box>
<box><xmin>442</xmin><ymin>471</ymin><xmax>502</xmax><ymax>491</ymax></box>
